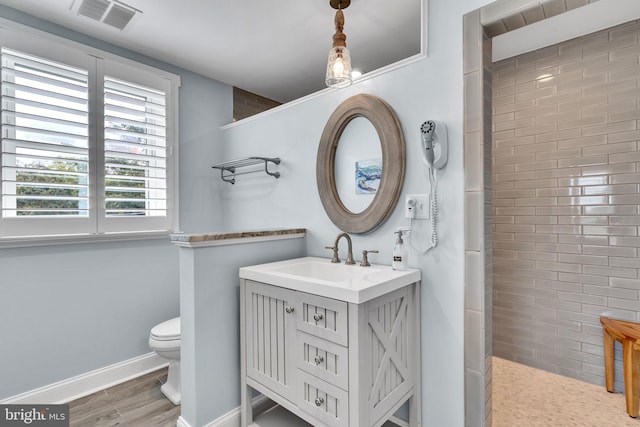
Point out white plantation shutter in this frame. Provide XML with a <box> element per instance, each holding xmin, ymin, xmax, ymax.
<box><xmin>104</xmin><ymin>77</ymin><xmax>167</xmax><ymax>213</ymax></box>
<box><xmin>0</xmin><ymin>48</ymin><xmax>92</xmax><ymax>236</ymax></box>
<box><xmin>0</xmin><ymin>28</ymin><xmax>178</xmax><ymax>239</ymax></box>
<box><xmin>98</xmin><ymin>62</ymin><xmax>174</xmax><ymax>233</ymax></box>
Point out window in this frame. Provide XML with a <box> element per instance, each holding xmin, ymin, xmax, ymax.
<box><xmin>0</xmin><ymin>27</ymin><xmax>179</xmax><ymax>239</ymax></box>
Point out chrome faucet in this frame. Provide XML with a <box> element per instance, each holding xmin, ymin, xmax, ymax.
<box><xmin>325</xmin><ymin>232</ymin><xmax>355</xmax><ymax>265</ymax></box>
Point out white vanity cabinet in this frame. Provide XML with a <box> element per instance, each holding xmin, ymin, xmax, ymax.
<box><xmin>239</xmin><ymin>257</ymin><xmax>421</xmax><ymax>427</ymax></box>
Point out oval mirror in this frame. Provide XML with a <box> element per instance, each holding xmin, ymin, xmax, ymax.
<box><xmin>317</xmin><ymin>94</ymin><xmax>405</xmax><ymax>234</ymax></box>
<box><xmin>334</xmin><ymin>117</ymin><xmax>382</xmax><ymax>214</ymax></box>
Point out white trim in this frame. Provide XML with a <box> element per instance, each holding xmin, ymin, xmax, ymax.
<box><xmin>0</xmin><ymin>352</ymin><xmax>168</xmax><ymax>404</ymax></box>
<box><xmin>177</xmin><ymin>395</ymin><xmax>274</xmax><ymax>427</ymax></box>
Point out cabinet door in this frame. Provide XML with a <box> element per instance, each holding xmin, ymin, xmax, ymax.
<box><xmin>245</xmin><ymin>280</ymin><xmax>297</xmax><ymax>402</ymax></box>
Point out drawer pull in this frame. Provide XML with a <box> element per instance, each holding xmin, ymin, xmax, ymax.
<box><xmin>314</xmin><ymin>355</ymin><xmax>324</xmax><ymax>365</ymax></box>
<box><xmin>315</xmin><ymin>396</ymin><xmax>325</xmax><ymax>407</ymax></box>
<box><xmin>313</xmin><ymin>313</ymin><xmax>323</xmax><ymax>322</ymax></box>
<box><xmin>285</xmin><ymin>306</ymin><xmax>295</xmax><ymax>314</ymax></box>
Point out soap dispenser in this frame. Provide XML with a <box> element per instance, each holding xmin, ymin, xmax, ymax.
<box><xmin>392</xmin><ymin>229</ymin><xmax>408</xmax><ymax>271</ymax></box>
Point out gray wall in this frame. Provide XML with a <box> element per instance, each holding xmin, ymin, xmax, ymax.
<box><xmin>492</xmin><ymin>21</ymin><xmax>640</xmax><ymax>389</ymax></box>
<box><xmin>0</xmin><ymin>6</ymin><xmax>231</xmax><ymax>400</ymax></box>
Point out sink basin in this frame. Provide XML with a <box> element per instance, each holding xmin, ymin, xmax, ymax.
<box><xmin>239</xmin><ymin>256</ymin><xmax>420</xmax><ymax>304</ymax></box>
<box><xmin>271</xmin><ymin>260</ymin><xmax>381</xmax><ymax>283</ymax></box>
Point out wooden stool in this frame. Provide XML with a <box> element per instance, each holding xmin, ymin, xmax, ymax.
<box><xmin>600</xmin><ymin>316</ymin><xmax>640</xmax><ymax>417</ymax></box>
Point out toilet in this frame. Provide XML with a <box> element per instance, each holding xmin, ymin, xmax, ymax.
<box><xmin>148</xmin><ymin>317</ymin><xmax>181</xmax><ymax>405</ymax></box>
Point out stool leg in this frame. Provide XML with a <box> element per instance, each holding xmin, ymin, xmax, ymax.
<box><xmin>622</xmin><ymin>340</ymin><xmax>639</xmax><ymax>417</ymax></box>
<box><xmin>604</xmin><ymin>327</ymin><xmax>615</xmax><ymax>392</ymax></box>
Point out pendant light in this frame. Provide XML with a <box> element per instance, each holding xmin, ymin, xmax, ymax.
<box><xmin>325</xmin><ymin>0</ymin><xmax>352</xmax><ymax>88</ymax></box>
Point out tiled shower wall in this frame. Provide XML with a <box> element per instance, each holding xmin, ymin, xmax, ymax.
<box><xmin>492</xmin><ymin>20</ymin><xmax>640</xmax><ymax>388</ymax></box>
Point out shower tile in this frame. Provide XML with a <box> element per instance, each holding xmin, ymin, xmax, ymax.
<box><xmin>609</xmin><ymin>194</ymin><xmax>640</xmax><ymax>205</ymax></box>
<box><xmin>610</xmin><ymin>257</ymin><xmax>640</xmax><ymax>269</ymax></box>
<box><xmin>582</xmin><ymin>98</ymin><xmax>636</xmax><ymax>117</ymax></box>
<box><xmin>583</xmin><ymin>265</ymin><xmax>636</xmax><ymax>279</ymax></box>
<box><xmin>536</xmin><ymin>90</ymin><xmax>582</xmax><ymax>107</ymax></box>
<box><xmin>583</xmin><ymin>244</ymin><xmax>636</xmax><ymax>257</ymax></box>
<box><xmin>557</xmin><ymin>195</ymin><xmax>607</xmax><ymax>205</ymax></box>
<box><xmin>609</xmin><ymin>236</ymin><xmax>640</xmax><ymax>247</ymax></box>
<box><xmin>558</xmin><ymin>95</ymin><xmax>607</xmax><ymax>113</ymax></box>
<box><xmin>514</xmin><ymin>103</ymin><xmax>556</xmax><ymax>120</ymax></box>
<box><xmin>557</xmin><ymin>114</ymin><xmax>607</xmax><ymax>131</ymax></box>
<box><xmin>466</xmin><ymin>251</ymin><xmax>484</xmax><ymax>311</ymax></box>
<box><xmin>609</xmin><ymin>277</ymin><xmax>640</xmax><ymax>290</ymax></box>
<box><xmin>557</xmin><ymin>215</ymin><xmax>607</xmax><ymax>225</ymax></box>
<box><xmin>535</xmin><ymin>109</ymin><xmax>580</xmax><ymax>125</ymax></box>
<box><xmin>582</xmin><ymin>162</ymin><xmax>636</xmax><ymax>175</ymax></box>
<box><xmin>536</xmin><ymin>261</ymin><xmax>581</xmax><ymax>273</ymax></box>
<box><xmin>557</xmin><ymin>155</ymin><xmax>608</xmax><ymax>168</ymax></box>
<box><xmin>535</xmin><ymin>242</ymin><xmax>582</xmax><ymax>254</ymax></box>
<box><xmin>585</xmin><ymin>225</ymin><xmax>637</xmax><ymax>236</ymax></box>
<box><xmin>535</xmin><ymin>278</ymin><xmax>582</xmax><ymax>293</ymax></box>
<box><xmin>465</xmin><ymin>191</ymin><xmax>484</xmax><ymax>251</ymax></box>
<box><xmin>609</xmin><ymin>65</ymin><xmax>640</xmax><ymax>83</ymax></box>
<box><xmin>491</xmin><ymin>21</ymin><xmax>640</xmax><ymax>391</ymax></box>
<box><xmin>465</xmin><ymin>71</ymin><xmax>483</xmax><ymax>133</ymax></box>
<box><xmin>557</xmin><ymin>253</ymin><xmax>608</xmax><ymax>266</ymax></box>
<box><xmin>536</xmin><ymin>187</ymin><xmax>580</xmax><ymax>197</ymax></box>
<box><xmin>557</xmin><ymin>176</ymin><xmax>606</xmax><ymax>187</ymax></box>
<box><xmin>584</xmin><ymin>284</ymin><xmax>638</xmax><ymax>299</ymax></box>
<box><xmin>494</xmin><ymin>135</ymin><xmax>534</xmax><ymax>148</ymax></box>
<box><xmin>610</xmin><ymin>216</ymin><xmax>640</xmax><ymax>225</ymax></box>
<box><xmin>610</xmin><ymin>109</ymin><xmax>640</xmax><ymax>123</ymax></box>
<box><xmin>583</xmin><ymin>205</ymin><xmax>636</xmax><ymax>216</ymax></box>
<box><xmin>608</xmin><ymin>87</ymin><xmax>640</xmax><ymax>102</ymax></box>
<box><xmin>465</xmin><ymin>131</ymin><xmax>483</xmax><ymax>192</ymax></box>
<box><xmin>515</xmin><ymin>250</ymin><xmax>557</xmax><ymax>262</ymax></box>
<box><xmin>583</xmin><ymin>183</ymin><xmax>636</xmax><ymax>195</ymax></box>
<box><xmin>558</xmin><ymin>234</ymin><xmax>607</xmax><ymax>245</ymax></box>
<box><xmin>609</xmin><ymin>149</ymin><xmax>640</xmax><ymax>163</ymax></box>
<box><xmin>582</xmin><ymin>142</ymin><xmax>640</xmax><ymax>157</ymax></box>
<box><xmin>536</xmin><ymin>205</ymin><xmax>580</xmax><ymax>215</ymax></box>
<box><xmin>558</xmin><ymin>272</ymin><xmax>608</xmax><ymax>286</ymax></box>
<box><xmin>535</xmin><ymin>128</ymin><xmax>581</xmax><ymax>143</ymax></box>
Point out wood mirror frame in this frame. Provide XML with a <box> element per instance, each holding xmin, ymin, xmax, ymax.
<box><xmin>317</xmin><ymin>94</ymin><xmax>405</xmax><ymax>234</ymax></box>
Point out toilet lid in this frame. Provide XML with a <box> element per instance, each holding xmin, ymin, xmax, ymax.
<box><xmin>151</xmin><ymin>317</ymin><xmax>180</xmax><ymax>341</ymax></box>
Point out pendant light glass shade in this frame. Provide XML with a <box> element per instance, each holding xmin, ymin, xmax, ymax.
<box><xmin>326</xmin><ymin>46</ymin><xmax>352</xmax><ymax>88</ymax></box>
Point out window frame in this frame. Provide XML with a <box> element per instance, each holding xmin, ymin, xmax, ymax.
<box><xmin>0</xmin><ymin>21</ymin><xmax>180</xmax><ymax>246</ymax></box>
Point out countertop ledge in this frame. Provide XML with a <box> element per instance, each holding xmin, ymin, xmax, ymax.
<box><xmin>170</xmin><ymin>228</ymin><xmax>306</xmax><ymax>247</ymax></box>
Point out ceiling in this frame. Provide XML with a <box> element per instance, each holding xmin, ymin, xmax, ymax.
<box><xmin>0</xmin><ymin>0</ymin><xmax>422</xmax><ymax>103</ymax></box>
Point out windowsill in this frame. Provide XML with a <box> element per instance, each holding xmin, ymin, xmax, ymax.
<box><xmin>0</xmin><ymin>230</ymin><xmax>174</xmax><ymax>249</ymax></box>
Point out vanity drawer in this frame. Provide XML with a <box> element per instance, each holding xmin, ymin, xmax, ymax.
<box><xmin>298</xmin><ymin>370</ymin><xmax>349</xmax><ymax>427</ymax></box>
<box><xmin>297</xmin><ymin>331</ymin><xmax>348</xmax><ymax>391</ymax></box>
<box><xmin>296</xmin><ymin>292</ymin><xmax>348</xmax><ymax>346</ymax></box>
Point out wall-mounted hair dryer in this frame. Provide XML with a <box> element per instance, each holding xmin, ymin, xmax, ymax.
<box><xmin>420</xmin><ymin>120</ymin><xmax>448</xmax><ymax>169</ymax></box>
<box><xmin>407</xmin><ymin>120</ymin><xmax>448</xmax><ymax>254</ymax></box>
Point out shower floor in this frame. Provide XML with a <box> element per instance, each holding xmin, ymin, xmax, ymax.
<box><xmin>492</xmin><ymin>356</ymin><xmax>639</xmax><ymax>426</ymax></box>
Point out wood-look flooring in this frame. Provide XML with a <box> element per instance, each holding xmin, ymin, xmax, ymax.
<box><xmin>68</xmin><ymin>368</ymin><xmax>401</xmax><ymax>427</ymax></box>
<box><xmin>68</xmin><ymin>368</ymin><xmax>180</xmax><ymax>427</ymax></box>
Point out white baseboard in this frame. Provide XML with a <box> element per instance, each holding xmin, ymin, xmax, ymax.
<box><xmin>0</xmin><ymin>352</ymin><xmax>168</xmax><ymax>404</ymax></box>
<box><xmin>177</xmin><ymin>395</ymin><xmax>274</xmax><ymax>427</ymax></box>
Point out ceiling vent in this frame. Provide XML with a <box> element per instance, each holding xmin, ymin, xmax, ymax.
<box><xmin>70</xmin><ymin>0</ymin><xmax>141</xmax><ymax>31</ymax></box>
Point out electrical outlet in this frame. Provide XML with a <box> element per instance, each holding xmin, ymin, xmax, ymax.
<box><xmin>405</xmin><ymin>195</ymin><xmax>417</xmax><ymax>218</ymax></box>
<box><xmin>409</xmin><ymin>194</ymin><xmax>429</xmax><ymax>219</ymax></box>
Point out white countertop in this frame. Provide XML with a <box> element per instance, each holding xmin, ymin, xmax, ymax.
<box><xmin>239</xmin><ymin>256</ymin><xmax>421</xmax><ymax>304</ymax></box>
